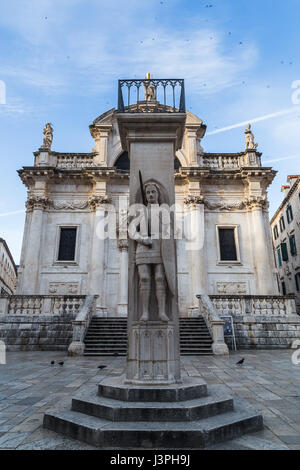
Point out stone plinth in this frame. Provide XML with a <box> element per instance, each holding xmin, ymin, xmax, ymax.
<box><xmin>43</xmin><ymin>376</ymin><xmax>264</xmax><ymax>449</ymax></box>
<box><xmin>126</xmin><ymin>321</ymin><xmax>181</xmax><ymax>385</ymax></box>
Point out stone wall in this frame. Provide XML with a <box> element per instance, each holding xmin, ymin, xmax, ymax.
<box><xmin>210</xmin><ymin>294</ymin><xmax>300</xmax><ymax>349</ymax></box>
<box><xmin>0</xmin><ymin>313</ymin><xmax>75</xmax><ymax>351</ymax></box>
<box><xmin>233</xmin><ymin>316</ymin><xmax>300</xmax><ymax>349</ymax></box>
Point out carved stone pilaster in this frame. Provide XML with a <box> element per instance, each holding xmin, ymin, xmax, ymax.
<box><xmin>88</xmin><ymin>195</ymin><xmax>110</xmax><ymax>211</ymax></box>
<box><xmin>26</xmin><ymin>195</ymin><xmax>51</xmax><ymax>212</ymax></box>
<box><xmin>89</xmin><ymin>124</ymin><xmax>112</xmax><ymax>165</ymax></box>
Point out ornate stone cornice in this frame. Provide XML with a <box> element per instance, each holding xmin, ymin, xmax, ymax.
<box><xmin>26</xmin><ymin>195</ymin><xmax>51</xmax><ymax>212</ymax></box>
<box><xmin>88</xmin><ymin>195</ymin><xmax>110</xmax><ymax>210</ymax></box>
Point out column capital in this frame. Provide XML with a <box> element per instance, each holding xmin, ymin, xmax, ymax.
<box><xmin>245</xmin><ymin>195</ymin><xmax>269</xmax><ymax>210</ymax></box>
<box><xmin>184</xmin><ymin>194</ymin><xmax>204</xmax><ymax>207</ymax></box>
<box><xmin>26</xmin><ymin>195</ymin><xmax>51</xmax><ymax>212</ymax></box>
<box><xmin>88</xmin><ymin>194</ymin><xmax>110</xmax><ymax>211</ymax></box>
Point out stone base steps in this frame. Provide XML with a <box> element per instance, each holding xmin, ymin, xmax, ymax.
<box><xmin>84</xmin><ymin>317</ymin><xmax>213</xmax><ymax>356</ymax></box>
<box><xmin>43</xmin><ymin>378</ymin><xmax>263</xmax><ymax>449</ymax></box>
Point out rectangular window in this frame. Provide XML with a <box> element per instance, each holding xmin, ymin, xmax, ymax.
<box><xmin>218</xmin><ymin>228</ymin><xmax>238</xmax><ymax>261</ymax></box>
<box><xmin>295</xmin><ymin>273</ymin><xmax>300</xmax><ymax>292</ymax></box>
<box><xmin>277</xmin><ymin>249</ymin><xmax>282</xmax><ymax>267</ymax></box>
<box><xmin>286</xmin><ymin>205</ymin><xmax>294</xmax><ymax>223</ymax></box>
<box><xmin>281</xmin><ymin>242</ymin><xmax>289</xmax><ymax>262</ymax></box>
<box><xmin>57</xmin><ymin>228</ymin><xmax>77</xmax><ymax>261</ymax></box>
<box><xmin>289</xmin><ymin>234</ymin><xmax>297</xmax><ymax>256</ymax></box>
<box><xmin>281</xmin><ymin>281</ymin><xmax>287</xmax><ymax>296</ymax></box>
<box><xmin>279</xmin><ymin>216</ymin><xmax>285</xmax><ymax>232</ymax></box>
<box><xmin>273</xmin><ymin>225</ymin><xmax>279</xmax><ymax>240</ymax></box>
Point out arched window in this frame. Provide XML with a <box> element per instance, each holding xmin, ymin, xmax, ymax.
<box><xmin>114</xmin><ymin>152</ymin><xmax>182</xmax><ymax>171</ymax></box>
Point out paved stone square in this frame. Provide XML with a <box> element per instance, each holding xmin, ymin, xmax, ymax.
<box><xmin>0</xmin><ymin>350</ymin><xmax>299</xmax><ymax>450</ymax></box>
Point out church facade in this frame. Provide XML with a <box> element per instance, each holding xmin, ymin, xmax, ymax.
<box><xmin>16</xmin><ymin>106</ymin><xmax>279</xmax><ymax>319</ymax></box>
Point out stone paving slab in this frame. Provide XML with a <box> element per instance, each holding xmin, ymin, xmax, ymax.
<box><xmin>0</xmin><ymin>350</ymin><xmax>299</xmax><ymax>449</ymax></box>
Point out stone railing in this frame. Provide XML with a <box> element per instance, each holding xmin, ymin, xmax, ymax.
<box><xmin>198</xmin><ymin>153</ymin><xmax>262</xmax><ymax>170</ymax></box>
<box><xmin>210</xmin><ymin>295</ymin><xmax>297</xmax><ymax>317</ymax></box>
<box><xmin>0</xmin><ymin>295</ymin><xmax>86</xmax><ymax>315</ymax></box>
<box><xmin>197</xmin><ymin>294</ymin><xmax>229</xmax><ymax>355</ymax></box>
<box><xmin>199</xmin><ymin>154</ymin><xmax>242</xmax><ymax>169</ymax></box>
<box><xmin>68</xmin><ymin>295</ymin><xmax>98</xmax><ymax>356</ymax></box>
<box><xmin>56</xmin><ymin>154</ymin><xmax>95</xmax><ymax>169</ymax></box>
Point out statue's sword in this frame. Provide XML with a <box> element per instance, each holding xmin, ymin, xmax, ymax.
<box><xmin>138</xmin><ymin>170</ymin><xmax>151</xmax><ymax>237</ymax></box>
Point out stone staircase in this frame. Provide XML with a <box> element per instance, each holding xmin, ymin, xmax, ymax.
<box><xmin>84</xmin><ymin>317</ymin><xmax>213</xmax><ymax>356</ymax></box>
<box><xmin>180</xmin><ymin>317</ymin><xmax>213</xmax><ymax>355</ymax></box>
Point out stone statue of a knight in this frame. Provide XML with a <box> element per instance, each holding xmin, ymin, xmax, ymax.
<box><xmin>129</xmin><ymin>177</ymin><xmax>177</xmax><ymax>323</ymax></box>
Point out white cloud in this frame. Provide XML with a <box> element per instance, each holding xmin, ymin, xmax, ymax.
<box><xmin>0</xmin><ymin>2</ymin><xmax>259</xmax><ymax>98</ymax></box>
<box><xmin>207</xmin><ymin>106</ymin><xmax>300</xmax><ymax>135</ymax></box>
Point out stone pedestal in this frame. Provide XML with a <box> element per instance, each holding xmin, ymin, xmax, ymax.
<box><xmin>126</xmin><ymin>321</ymin><xmax>180</xmax><ymax>385</ymax></box>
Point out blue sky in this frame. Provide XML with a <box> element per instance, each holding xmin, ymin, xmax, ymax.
<box><xmin>0</xmin><ymin>0</ymin><xmax>299</xmax><ymax>263</ymax></box>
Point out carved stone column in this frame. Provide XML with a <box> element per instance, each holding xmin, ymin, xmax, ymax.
<box><xmin>185</xmin><ymin>123</ymin><xmax>205</xmax><ymax>167</ymax></box>
<box><xmin>117</xmin><ymin>240</ymin><xmax>128</xmax><ymax>317</ymax></box>
<box><xmin>22</xmin><ymin>195</ymin><xmax>50</xmax><ymax>294</ymax></box>
<box><xmin>246</xmin><ymin>197</ymin><xmax>275</xmax><ymax>295</ymax></box>
<box><xmin>184</xmin><ymin>194</ymin><xmax>207</xmax><ymax>316</ymax></box>
<box><xmin>90</xmin><ymin>125</ymin><xmax>112</xmax><ymax>166</ymax></box>
<box><xmin>88</xmin><ymin>192</ymin><xmax>110</xmax><ymax>314</ymax></box>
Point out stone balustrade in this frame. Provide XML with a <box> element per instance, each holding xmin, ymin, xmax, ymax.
<box><xmin>208</xmin><ymin>295</ymin><xmax>300</xmax><ymax>349</ymax></box>
<box><xmin>200</xmin><ymin>154</ymin><xmax>241</xmax><ymax>169</ymax></box>
<box><xmin>0</xmin><ymin>295</ymin><xmax>86</xmax><ymax>315</ymax></box>
<box><xmin>68</xmin><ymin>295</ymin><xmax>98</xmax><ymax>356</ymax></box>
<box><xmin>210</xmin><ymin>295</ymin><xmax>297</xmax><ymax>317</ymax></box>
<box><xmin>198</xmin><ymin>153</ymin><xmax>261</xmax><ymax>170</ymax></box>
<box><xmin>197</xmin><ymin>294</ymin><xmax>229</xmax><ymax>355</ymax></box>
<box><xmin>56</xmin><ymin>154</ymin><xmax>95</xmax><ymax>169</ymax></box>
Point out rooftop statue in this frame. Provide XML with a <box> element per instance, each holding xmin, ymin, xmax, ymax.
<box><xmin>144</xmin><ymin>73</ymin><xmax>156</xmax><ymax>101</ymax></box>
<box><xmin>245</xmin><ymin>123</ymin><xmax>258</xmax><ymax>150</ymax></box>
<box><xmin>41</xmin><ymin>123</ymin><xmax>53</xmax><ymax>149</ymax></box>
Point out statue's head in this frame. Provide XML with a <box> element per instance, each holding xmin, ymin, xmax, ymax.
<box><xmin>145</xmin><ymin>182</ymin><xmax>159</xmax><ymax>205</ymax></box>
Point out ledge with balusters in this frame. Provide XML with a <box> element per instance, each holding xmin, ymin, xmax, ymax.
<box><xmin>205</xmin><ymin>294</ymin><xmax>300</xmax><ymax>349</ymax></box>
<box><xmin>0</xmin><ymin>294</ymin><xmax>97</xmax><ymax>352</ymax></box>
